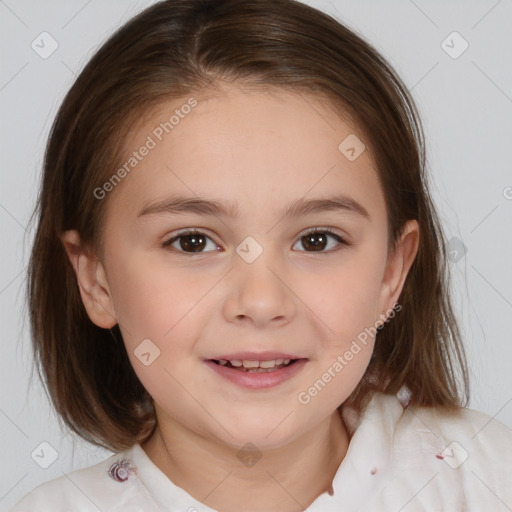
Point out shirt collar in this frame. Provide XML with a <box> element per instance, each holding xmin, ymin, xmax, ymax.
<box><xmin>123</xmin><ymin>389</ymin><xmax>408</xmax><ymax>511</ymax></box>
<box><xmin>306</xmin><ymin>390</ymin><xmax>407</xmax><ymax>510</ymax></box>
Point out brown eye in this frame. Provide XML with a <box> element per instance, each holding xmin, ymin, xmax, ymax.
<box><xmin>162</xmin><ymin>230</ymin><xmax>219</xmax><ymax>253</ymax></box>
<box><xmin>179</xmin><ymin>233</ymin><xmax>206</xmax><ymax>252</ymax></box>
<box><xmin>293</xmin><ymin>229</ymin><xmax>347</xmax><ymax>253</ymax></box>
<box><xmin>301</xmin><ymin>232</ymin><xmax>329</xmax><ymax>251</ymax></box>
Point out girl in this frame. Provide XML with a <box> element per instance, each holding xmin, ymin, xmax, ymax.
<box><xmin>12</xmin><ymin>0</ymin><xmax>512</xmax><ymax>510</ymax></box>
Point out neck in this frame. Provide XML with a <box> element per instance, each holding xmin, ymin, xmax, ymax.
<box><xmin>142</xmin><ymin>408</ymin><xmax>349</xmax><ymax>512</ymax></box>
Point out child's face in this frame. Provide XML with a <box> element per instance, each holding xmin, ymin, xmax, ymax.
<box><xmin>65</xmin><ymin>82</ymin><xmax>417</xmax><ymax>450</ymax></box>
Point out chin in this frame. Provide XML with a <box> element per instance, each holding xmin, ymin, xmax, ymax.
<box><xmin>218</xmin><ymin>420</ymin><xmax>304</xmax><ymax>452</ymax></box>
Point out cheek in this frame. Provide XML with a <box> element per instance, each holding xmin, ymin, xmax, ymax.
<box><xmin>106</xmin><ymin>249</ymin><xmax>214</xmax><ymax>348</ymax></box>
<box><xmin>107</xmin><ymin>255</ymin><xmax>210</xmax><ymax>398</ymax></box>
<box><xmin>297</xmin><ymin>248</ymin><xmax>386</xmax><ymax>344</ymax></box>
<box><xmin>292</xmin><ymin>255</ymin><xmax>383</xmax><ymax>408</ymax></box>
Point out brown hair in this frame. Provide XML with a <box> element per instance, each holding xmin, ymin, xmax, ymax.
<box><xmin>26</xmin><ymin>0</ymin><xmax>469</xmax><ymax>452</ymax></box>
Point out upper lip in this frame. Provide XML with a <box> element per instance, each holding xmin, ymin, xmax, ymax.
<box><xmin>207</xmin><ymin>351</ymin><xmax>305</xmax><ymax>361</ymax></box>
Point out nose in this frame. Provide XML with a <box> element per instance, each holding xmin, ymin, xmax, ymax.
<box><xmin>222</xmin><ymin>245</ymin><xmax>296</xmax><ymax>329</ymax></box>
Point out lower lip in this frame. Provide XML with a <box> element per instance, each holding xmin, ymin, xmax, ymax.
<box><xmin>204</xmin><ymin>359</ymin><xmax>308</xmax><ymax>390</ymax></box>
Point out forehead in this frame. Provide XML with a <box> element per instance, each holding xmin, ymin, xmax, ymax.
<box><xmin>107</xmin><ymin>82</ymin><xmax>385</xmax><ymax>222</ymax></box>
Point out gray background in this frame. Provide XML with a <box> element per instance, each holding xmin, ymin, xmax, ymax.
<box><xmin>1</xmin><ymin>0</ymin><xmax>511</xmax><ymax>509</ymax></box>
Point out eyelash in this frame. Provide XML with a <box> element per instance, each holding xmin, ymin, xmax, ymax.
<box><xmin>161</xmin><ymin>227</ymin><xmax>351</xmax><ymax>255</ymax></box>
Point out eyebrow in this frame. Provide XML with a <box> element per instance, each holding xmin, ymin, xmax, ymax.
<box><xmin>137</xmin><ymin>194</ymin><xmax>370</xmax><ymax>221</ymax></box>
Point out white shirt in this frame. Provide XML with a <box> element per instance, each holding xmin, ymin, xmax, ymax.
<box><xmin>11</xmin><ymin>389</ymin><xmax>512</xmax><ymax>511</ymax></box>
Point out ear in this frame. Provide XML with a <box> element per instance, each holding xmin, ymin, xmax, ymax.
<box><xmin>377</xmin><ymin>220</ymin><xmax>419</xmax><ymax>321</ymax></box>
<box><xmin>60</xmin><ymin>230</ymin><xmax>117</xmax><ymax>329</ymax></box>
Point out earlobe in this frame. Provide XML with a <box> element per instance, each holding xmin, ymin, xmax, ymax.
<box><xmin>378</xmin><ymin>220</ymin><xmax>419</xmax><ymax>319</ymax></box>
<box><xmin>60</xmin><ymin>230</ymin><xmax>118</xmax><ymax>329</ymax></box>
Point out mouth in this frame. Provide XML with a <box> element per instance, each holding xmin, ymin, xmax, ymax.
<box><xmin>204</xmin><ymin>357</ymin><xmax>308</xmax><ymax>390</ymax></box>
<box><xmin>209</xmin><ymin>358</ymin><xmax>302</xmax><ymax>373</ymax></box>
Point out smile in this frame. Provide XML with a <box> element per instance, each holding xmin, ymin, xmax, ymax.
<box><xmin>204</xmin><ymin>358</ymin><xmax>308</xmax><ymax>389</ymax></box>
<box><xmin>213</xmin><ymin>358</ymin><xmax>296</xmax><ymax>372</ymax></box>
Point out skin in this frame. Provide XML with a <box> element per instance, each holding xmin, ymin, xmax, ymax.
<box><xmin>62</xmin><ymin>81</ymin><xmax>419</xmax><ymax>512</ymax></box>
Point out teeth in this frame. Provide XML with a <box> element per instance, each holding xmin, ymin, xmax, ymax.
<box><xmin>216</xmin><ymin>358</ymin><xmax>295</xmax><ymax>369</ymax></box>
<box><xmin>241</xmin><ymin>359</ymin><xmax>291</xmax><ymax>368</ymax></box>
<box><xmin>243</xmin><ymin>360</ymin><xmax>260</xmax><ymax>368</ymax></box>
